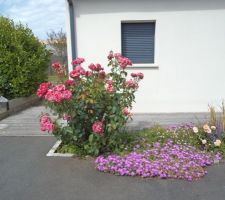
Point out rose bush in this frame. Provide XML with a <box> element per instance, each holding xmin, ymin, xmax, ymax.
<box><xmin>37</xmin><ymin>52</ymin><xmax>143</xmax><ymax>155</ymax></box>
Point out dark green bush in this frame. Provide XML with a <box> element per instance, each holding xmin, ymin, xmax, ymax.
<box><xmin>0</xmin><ymin>16</ymin><xmax>50</xmax><ymax>99</ymax></box>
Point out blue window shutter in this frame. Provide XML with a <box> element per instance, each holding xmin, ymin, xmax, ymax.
<box><xmin>121</xmin><ymin>22</ymin><xmax>155</xmax><ymax>64</ymax></box>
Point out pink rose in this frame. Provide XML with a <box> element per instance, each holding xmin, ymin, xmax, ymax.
<box><xmin>98</xmin><ymin>71</ymin><xmax>106</xmax><ymax>79</ymax></box>
<box><xmin>137</xmin><ymin>72</ymin><xmax>144</xmax><ymax>79</ymax></box>
<box><xmin>117</xmin><ymin>56</ymin><xmax>132</xmax><ymax>69</ymax></box>
<box><xmin>70</xmin><ymin>69</ymin><xmax>80</xmax><ymax>78</ymax></box>
<box><xmin>88</xmin><ymin>63</ymin><xmax>103</xmax><ymax>71</ymax></box>
<box><xmin>65</xmin><ymin>79</ymin><xmax>75</xmax><ymax>86</ymax></box>
<box><xmin>85</xmin><ymin>70</ymin><xmax>92</xmax><ymax>77</ymax></box>
<box><xmin>92</xmin><ymin>121</ymin><xmax>103</xmax><ymax>135</ymax></box>
<box><xmin>107</xmin><ymin>51</ymin><xmax>114</xmax><ymax>60</ymax></box>
<box><xmin>40</xmin><ymin>114</ymin><xmax>54</xmax><ymax>132</ymax></box>
<box><xmin>131</xmin><ymin>73</ymin><xmax>137</xmax><ymax>77</ymax></box>
<box><xmin>53</xmin><ymin>84</ymin><xmax>66</xmax><ymax>92</ymax></box>
<box><xmin>122</xmin><ymin>107</ymin><xmax>132</xmax><ymax>117</ymax></box>
<box><xmin>51</xmin><ymin>62</ymin><xmax>61</xmax><ymax>70</ymax></box>
<box><xmin>62</xmin><ymin>90</ymin><xmax>72</xmax><ymax>100</ymax></box>
<box><xmin>71</xmin><ymin>57</ymin><xmax>85</xmax><ymax>65</ymax></box>
<box><xmin>75</xmin><ymin>65</ymin><xmax>86</xmax><ymax>75</ymax></box>
<box><xmin>125</xmin><ymin>79</ymin><xmax>137</xmax><ymax>89</ymax></box>
<box><xmin>36</xmin><ymin>82</ymin><xmax>51</xmax><ymax>98</ymax></box>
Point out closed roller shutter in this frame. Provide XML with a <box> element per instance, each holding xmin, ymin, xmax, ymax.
<box><xmin>121</xmin><ymin>22</ymin><xmax>155</xmax><ymax>64</ymax></box>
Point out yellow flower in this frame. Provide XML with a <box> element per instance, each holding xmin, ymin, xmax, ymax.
<box><xmin>211</xmin><ymin>126</ymin><xmax>216</xmax><ymax>130</ymax></box>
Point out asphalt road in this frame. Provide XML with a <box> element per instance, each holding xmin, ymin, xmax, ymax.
<box><xmin>0</xmin><ymin>136</ymin><xmax>225</xmax><ymax>200</ymax></box>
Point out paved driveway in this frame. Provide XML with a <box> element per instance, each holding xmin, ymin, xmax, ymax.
<box><xmin>0</xmin><ymin>136</ymin><xmax>225</xmax><ymax>200</ymax></box>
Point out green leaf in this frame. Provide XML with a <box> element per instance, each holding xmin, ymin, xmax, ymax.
<box><xmin>89</xmin><ymin>134</ymin><xmax>94</xmax><ymax>143</ymax></box>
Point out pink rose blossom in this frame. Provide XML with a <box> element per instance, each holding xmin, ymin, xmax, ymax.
<box><xmin>98</xmin><ymin>71</ymin><xmax>106</xmax><ymax>79</ymax></box>
<box><xmin>36</xmin><ymin>82</ymin><xmax>51</xmax><ymax>98</ymax></box>
<box><xmin>125</xmin><ymin>79</ymin><xmax>137</xmax><ymax>89</ymax></box>
<box><xmin>51</xmin><ymin>62</ymin><xmax>61</xmax><ymax>70</ymax></box>
<box><xmin>114</xmin><ymin>53</ymin><xmax>122</xmax><ymax>59</ymax></box>
<box><xmin>107</xmin><ymin>51</ymin><xmax>114</xmax><ymax>60</ymax></box>
<box><xmin>88</xmin><ymin>63</ymin><xmax>103</xmax><ymax>71</ymax></box>
<box><xmin>131</xmin><ymin>73</ymin><xmax>138</xmax><ymax>78</ymax></box>
<box><xmin>62</xmin><ymin>90</ymin><xmax>72</xmax><ymax>100</ymax></box>
<box><xmin>137</xmin><ymin>72</ymin><xmax>144</xmax><ymax>79</ymax></box>
<box><xmin>40</xmin><ymin>114</ymin><xmax>54</xmax><ymax>132</ymax></box>
<box><xmin>92</xmin><ymin>121</ymin><xmax>103</xmax><ymax>135</ymax></box>
<box><xmin>122</xmin><ymin>107</ymin><xmax>132</xmax><ymax>117</ymax></box>
<box><xmin>53</xmin><ymin>84</ymin><xmax>65</xmax><ymax>92</ymax></box>
<box><xmin>75</xmin><ymin>65</ymin><xmax>86</xmax><ymax>75</ymax></box>
<box><xmin>65</xmin><ymin>79</ymin><xmax>75</xmax><ymax>86</ymax></box>
<box><xmin>71</xmin><ymin>57</ymin><xmax>85</xmax><ymax>65</ymax></box>
<box><xmin>70</xmin><ymin>69</ymin><xmax>80</xmax><ymax>78</ymax></box>
<box><xmin>117</xmin><ymin>56</ymin><xmax>132</xmax><ymax>69</ymax></box>
<box><xmin>85</xmin><ymin>70</ymin><xmax>92</xmax><ymax>77</ymax></box>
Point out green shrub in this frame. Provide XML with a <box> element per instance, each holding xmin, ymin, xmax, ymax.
<box><xmin>0</xmin><ymin>16</ymin><xmax>50</xmax><ymax>99</ymax></box>
<box><xmin>38</xmin><ymin>52</ymin><xmax>144</xmax><ymax>156</ymax></box>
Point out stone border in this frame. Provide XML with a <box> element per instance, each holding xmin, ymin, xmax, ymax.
<box><xmin>0</xmin><ymin>96</ymin><xmax>40</xmax><ymax>120</ymax></box>
<box><xmin>46</xmin><ymin>140</ymin><xmax>74</xmax><ymax>157</ymax></box>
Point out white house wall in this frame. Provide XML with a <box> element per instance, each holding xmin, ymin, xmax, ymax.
<box><xmin>68</xmin><ymin>0</ymin><xmax>225</xmax><ymax>113</ymax></box>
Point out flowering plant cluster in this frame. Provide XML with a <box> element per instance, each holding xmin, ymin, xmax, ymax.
<box><xmin>36</xmin><ymin>52</ymin><xmax>143</xmax><ymax>155</ymax></box>
<box><xmin>95</xmin><ymin>140</ymin><xmax>221</xmax><ymax>181</ymax></box>
<box><xmin>192</xmin><ymin>124</ymin><xmax>225</xmax><ymax>152</ymax></box>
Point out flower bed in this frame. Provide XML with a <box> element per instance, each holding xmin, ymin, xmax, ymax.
<box><xmin>37</xmin><ymin>52</ymin><xmax>225</xmax><ymax>181</ymax></box>
<box><xmin>95</xmin><ymin>140</ymin><xmax>221</xmax><ymax>181</ymax></box>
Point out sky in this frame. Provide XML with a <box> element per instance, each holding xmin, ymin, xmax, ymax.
<box><xmin>0</xmin><ymin>0</ymin><xmax>66</xmax><ymax>39</ymax></box>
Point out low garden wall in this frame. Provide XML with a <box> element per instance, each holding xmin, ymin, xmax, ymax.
<box><xmin>0</xmin><ymin>96</ymin><xmax>40</xmax><ymax>120</ymax></box>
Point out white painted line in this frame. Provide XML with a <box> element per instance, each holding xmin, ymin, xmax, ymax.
<box><xmin>46</xmin><ymin>140</ymin><xmax>74</xmax><ymax>157</ymax></box>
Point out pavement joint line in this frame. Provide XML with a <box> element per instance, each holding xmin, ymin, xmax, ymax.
<box><xmin>46</xmin><ymin>140</ymin><xmax>74</xmax><ymax>157</ymax></box>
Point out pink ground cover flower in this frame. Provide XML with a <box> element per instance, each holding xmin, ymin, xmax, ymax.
<box><xmin>36</xmin><ymin>82</ymin><xmax>51</xmax><ymax>97</ymax></box>
<box><xmin>92</xmin><ymin>121</ymin><xmax>103</xmax><ymax>135</ymax></box>
<box><xmin>95</xmin><ymin>140</ymin><xmax>221</xmax><ymax>181</ymax></box>
<box><xmin>71</xmin><ymin>57</ymin><xmax>85</xmax><ymax>65</ymax></box>
<box><xmin>40</xmin><ymin>114</ymin><xmax>54</xmax><ymax>132</ymax></box>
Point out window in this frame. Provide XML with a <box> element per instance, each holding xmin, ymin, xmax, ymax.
<box><xmin>121</xmin><ymin>22</ymin><xmax>155</xmax><ymax>64</ymax></box>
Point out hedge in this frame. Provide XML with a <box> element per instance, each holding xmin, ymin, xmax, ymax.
<box><xmin>0</xmin><ymin>16</ymin><xmax>50</xmax><ymax>99</ymax></box>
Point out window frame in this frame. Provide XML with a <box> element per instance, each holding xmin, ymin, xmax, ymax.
<box><xmin>120</xmin><ymin>20</ymin><xmax>158</xmax><ymax>68</ymax></box>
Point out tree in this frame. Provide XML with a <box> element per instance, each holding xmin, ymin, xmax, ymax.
<box><xmin>47</xmin><ymin>29</ymin><xmax>67</xmax><ymax>66</ymax></box>
<box><xmin>0</xmin><ymin>16</ymin><xmax>50</xmax><ymax>99</ymax></box>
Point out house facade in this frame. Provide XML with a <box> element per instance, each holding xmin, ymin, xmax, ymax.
<box><xmin>65</xmin><ymin>0</ymin><xmax>225</xmax><ymax>113</ymax></box>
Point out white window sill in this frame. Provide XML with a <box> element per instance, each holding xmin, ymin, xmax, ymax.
<box><xmin>127</xmin><ymin>63</ymin><xmax>159</xmax><ymax>69</ymax></box>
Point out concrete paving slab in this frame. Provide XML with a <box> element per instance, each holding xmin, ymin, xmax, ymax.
<box><xmin>0</xmin><ymin>137</ymin><xmax>225</xmax><ymax>200</ymax></box>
